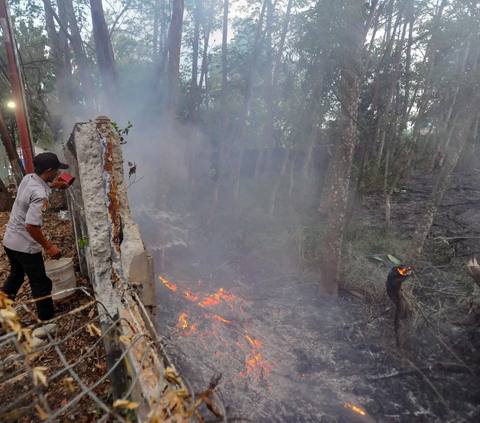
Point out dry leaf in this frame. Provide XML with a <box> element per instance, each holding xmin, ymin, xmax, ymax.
<box><xmin>61</xmin><ymin>398</ymin><xmax>68</xmax><ymax>407</ymax></box>
<box><xmin>113</xmin><ymin>399</ymin><xmax>140</xmax><ymax>409</ymax></box>
<box><xmin>86</xmin><ymin>324</ymin><xmax>102</xmax><ymax>337</ymax></box>
<box><xmin>0</xmin><ymin>309</ymin><xmax>17</xmax><ymax>319</ymax></box>
<box><xmin>35</xmin><ymin>404</ymin><xmax>49</xmax><ymax>420</ymax></box>
<box><xmin>165</xmin><ymin>367</ymin><xmax>182</xmax><ymax>385</ymax></box>
<box><xmin>88</xmin><ymin>308</ymin><xmax>95</xmax><ymax>319</ymax></box>
<box><xmin>33</xmin><ymin>367</ymin><xmax>49</xmax><ymax>386</ymax></box>
<box><xmin>62</xmin><ymin>377</ymin><xmax>75</xmax><ymax>392</ymax></box>
<box><xmin>119</xmin><ymin>335</ymin><xmax>132</xmax><ymax>346</ymax></box>
<box><xmin>0</xmin><ymin>292</ymin><xmax>13</xmax><ymax>308</ymax></box>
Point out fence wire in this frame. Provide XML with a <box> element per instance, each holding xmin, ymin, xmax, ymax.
<box><xmin>0</xmin><ymin>287</ymin><xmax>228</xmax><ymax>423</ymax></box>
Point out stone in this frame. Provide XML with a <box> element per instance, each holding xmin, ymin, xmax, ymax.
<box><xmin>32</xmin><ymin>323</ymin><xmax>58</xmax><ymax>339</ymax></box>
<box><xmin>32</xmin><ymin>337</ymin><xmax>48</xmax><ymax>348</ymax></box>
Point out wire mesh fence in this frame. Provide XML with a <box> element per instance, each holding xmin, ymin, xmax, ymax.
<box><xmin>0</xmin><ymin>287</ymin><xmax>229</xmax><ymax>423</ymax></box>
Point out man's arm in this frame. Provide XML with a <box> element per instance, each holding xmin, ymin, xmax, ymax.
<box><xmin>25</xmin><ymin>225</ymin><xmax>61</xmax><ymax>259</ymax></box>
<box><xmin>49</xmin><ymin>181</ymin><xmax>69</xmax><ymax>190</ymax></box>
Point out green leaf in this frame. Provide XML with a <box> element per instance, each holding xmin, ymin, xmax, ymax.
<box><xmin>371</xmin><ymin>256</ymin><xmax>384</xmax><ymax>262</ymax></box>
<box><xmin>388</xmin><ymin>254</ymin><xmax>401</xmax><ymax>264</ymax></box>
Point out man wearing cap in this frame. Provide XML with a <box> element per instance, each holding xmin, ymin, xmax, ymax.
<box><xmin>1</xmin><ymin>152</ymin><xmax>70</xmax><ymax>321</ymax></box>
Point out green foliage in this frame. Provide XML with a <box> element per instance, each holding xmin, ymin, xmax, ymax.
<box><xmin>111</xmin><ymin>121</ymin><xmax>133</xmax><ymax>144</ymax></box>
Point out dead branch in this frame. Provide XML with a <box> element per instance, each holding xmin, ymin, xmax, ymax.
<box><xmin>366</xmin><ymin>361</ymin><xmax>470</xmax><ymax>381</ymax></box>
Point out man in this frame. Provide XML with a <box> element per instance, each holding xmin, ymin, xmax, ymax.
<box><xmin>1</xmin><ymin>152</ymin><xmax>70</xmax><ymax>321</ymax></box>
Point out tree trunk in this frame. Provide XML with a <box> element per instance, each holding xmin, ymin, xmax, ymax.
<box><xmin>233</xmin><ymin>147</ymin><xmax>244</xmax><ymax>203</ymax></box>
<box><xmin>42</xmin><ymin>0</ymin><xmax>71</xmax><ymax>129</ymax></box>
<box><xmin>236</xmin><ymin>0</ymin><xmax>267</xmax><ymax>138</ymax></box>
<box><xmin>0</xmin><ymin>177</ymin><xmax>13</xmax><ymax>211</ymax></box>
<box><xmin>188</xmin><ymin>0</ymin><xmax>201</xmax><ymax>122</ymax></box>
<box><xmin>210</xmin><ymin>0</ymin><xmax>228</xmax><ymax>223</ymax></box>
<box><xmin>57</xmin><ymin>0</ymin><xmax>74</xmax><ymax>119</ymax></box>
<box><xmin>0</xmin><ymin>106</ymin><xmax>24</xmax><ymax>185</ymax></box>
<box><xmin>319</xmin><ymin>0</ymin><xmax>364</xmax><ymax>298</ymax></box>
<box><xmin>165</xmin><ymin>0</ymin><xmax>185</xmax><ymax>120</ymax></box>
<box><xmin>269</xmin><ymin>147</ymin><xmax>290</xmax><ymax>217</ymax></box>
<box><xmin>62</xmin><ymin>0</ymin><xmax>96</xmax><ymax>115</ymax></box>
<box><xmin>90</xmin><ymin>0</ymin><xmax>121</xmax><ymax>116</ymax></box>
<box><xmin>410</xmin><ymin>116</ymin><xmax>475</xmax><ymax>258</ymax></box>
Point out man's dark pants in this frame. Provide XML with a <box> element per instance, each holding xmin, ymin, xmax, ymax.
<box><xmin>1</xmin><ymin>247</ymin><xmax>54</xmax><ymax>321</ymax></box>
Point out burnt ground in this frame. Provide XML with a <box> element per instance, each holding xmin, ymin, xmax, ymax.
<box><xmin>153</xmin><ymin>166</ymin><xmax>480</xmax><ymax>423</ymax></box>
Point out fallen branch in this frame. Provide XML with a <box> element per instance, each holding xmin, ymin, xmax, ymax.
<box><xmin>366</xmin><ymin>362</ymin><xmax>469</xmax><ymax>381</ymax></box>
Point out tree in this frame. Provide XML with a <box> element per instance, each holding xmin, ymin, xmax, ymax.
<box><xmin>90</xmin><ymin>0</ymin><xmax>122</xmax><ymax>116</ymax></box>
<box><xmin>319</xmin><ymin>1</ymin><xmax>369</xmax><ymax>298</ymax></box>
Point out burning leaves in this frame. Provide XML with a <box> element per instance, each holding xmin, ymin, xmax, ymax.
<box><xmin>160</xmin><ymin>275</ymin><xmax>178</xmax><ymax>291</ymax></box>
<box><xmin>160</xmin><ymin>276</ymin><xmax>273</xmax><ymax>381</ymax></box>
<box><xmin>344</xmin><ymin>403</ymin><xmax>366</xmax><ymax>416</ymax></box>
<box><xmin>239</xmin><ymin>331</ymin><xmax>272</xmax><ymax>379</ymax></box>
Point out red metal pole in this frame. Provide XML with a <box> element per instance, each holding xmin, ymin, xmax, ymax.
<box><xmin>0</xmin><ymin>0</ymin><xmax>34</xmax><ymax>174</ymax></box>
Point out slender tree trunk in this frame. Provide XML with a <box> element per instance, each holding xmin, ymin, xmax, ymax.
<box><xmin>233</xmin><ymin>147</ymin><xmax>244</xmax><ymax>203</ymax></box>
<box><xmin>165</xmin><ymin>0</ymin><xmax>185</xmax><ymax>120</ymax></box>
<box><xmin>42</xmin><ymin>0</ymin><xmax>71</xmax><ymax>128</ymax></box>
<box><xmin>289</xmin><ymin>151</ymin><xmax>297</xmax><ymax>198</ymax></box>
<box><xmin>264</xmin><ymin>0</ymin><xmax>275</xmax><ymax>173</ymax></box>
<box><xmin>90</xmin><ymin>0</ymin><xmax>122</xmax><ymax>116</ymax></box>
<box><xmin>0</xmin><ymin>107</ymin><xmax>24</xmax><ymax>185</ymax></box>
<box><xmin>153</xmin><ymin>0</ymin><xmax>162</xmax><ymax>65</ymax></box>
<box><xmin>157</xmin><ymin>0</ymin><xmax>185</xmax><ymax>268</ymax></box>
<box><xmin>210</xmin><ymin>0</ymin><xmax>228</xmax><ymax>223</ymax></box>
<box><xmin>57</xmin><ymin>0</ymin><xmax>74</xmax><ymax>118</ymax></box>
<box><xmin>62</xmin><ymin>0</ymin><xmax>96</xmax><ymax>115</ymax></box>
<box><xmin>410</xmin><ymin>113</ymin><xmax>477</xmax><ymax>258</ymax></box>
<box><xmin>269</xmin><ymin>147</ymin><xmax>290</xmax><ymax>217</ymax></box>
<box><xmin>319</xmin><ymin>0</ymin><xmax>364</xmax><ymax>298</ymax></box>
<box><xmin>188</xmin><ymin>0</ymin><xmax>202</xmax><ymax>122</ymax></box>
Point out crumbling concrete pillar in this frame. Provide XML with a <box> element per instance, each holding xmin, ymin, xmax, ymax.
<box><xmin>64</xmin><ymin>117</ymin><xmax>164</xmax><ymax>416</ymax></box>
<box><xmin>65</xmin><ymin>117</ymin><xmax>158</xmax><ymax>322</ymax></box>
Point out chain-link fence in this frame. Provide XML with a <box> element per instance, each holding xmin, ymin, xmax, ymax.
<box><xmin>0</xmin><ymin>287</ymin><xmax>229</xmax><ymax>423</ymax></box>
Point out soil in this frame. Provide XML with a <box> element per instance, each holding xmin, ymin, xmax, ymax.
<box><xmin>154</xmin><ymin>166</ymin><xmax>480</xmax><ymax>423</ymax></box>
<box><xmin>0</xmin><ymin>190</ymin><xmax>110</xmax><ymax>423</ymax></box>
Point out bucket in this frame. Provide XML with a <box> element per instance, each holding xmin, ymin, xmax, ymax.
<box><xmin>45</xmin><ymin>258</ymin><xmax>77</xmax><ymax>302</ymax></box>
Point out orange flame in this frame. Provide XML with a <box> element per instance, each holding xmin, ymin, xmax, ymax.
<box><xmin>159</xmin><ymin>276</ymin><xmax>178</xmax><ymax>291</ymax></box>
<box><xmin>176</xmin><ymin>313</ymin><xmax>189</xmax><ymax>330</ymax></box>
<box><xmin>198</xmin><ymin>288</ymin><xmax>240</xmax><ymax>308</ymax></box>
<box><xmin>344</xmin><ymin>403</ymin><xmax>366</xmax><ymax>416</ymax></box>
<box><xmin>213</xmin><ymin>315</ymin><xmax>231</xmax><ymax>323</ymax></box>
<box><xmin>185</xmin><ymin>291</ymin><xmax>199</xmax><ymax>302</ymax></box>
<box><xmin>239</xmin><ymin>332</ymin><xmax>272</xmax><ymax>379</ymax></box>
<box><xmin>397</xmin><ymin>266</ymin><xmax>411</xmax><ymax>276</ymax></box>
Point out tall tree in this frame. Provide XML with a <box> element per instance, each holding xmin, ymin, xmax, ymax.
<box><xmin>319</xmin><ymin>1</ymin><xmax>368</xmax><ymax>298</ymax></box>
<box><xmin>90</xmin><ymin>0</ymin><xmax>121</xmax><ymax>116</ymax></box>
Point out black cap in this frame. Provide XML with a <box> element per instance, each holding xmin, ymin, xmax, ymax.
<box><xmin>32</xmin><ymin>152</ymin><xmax>68</xmax><ymax>170</ymax></box>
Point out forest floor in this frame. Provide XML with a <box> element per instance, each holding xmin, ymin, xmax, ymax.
<box><xmin>155</xmin><ymin>164</ymin><xmax>480</xmax><ymax>423</ymax></box>
<box><xmin>0</xmin><ymin>191</ymin><xmax>110</xmax><ymax>423</ymax></box>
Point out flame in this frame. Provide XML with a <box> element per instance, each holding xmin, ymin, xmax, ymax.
<box><xmin>397</xmin><ymin>266</ymin><xmax>411</xmax><ymax>276</ymax></box>
<box><xmin>176</xmin><ymin>313</ymin><xmax>189</xmax><ymax>330</ymax></box>
<box><xmin>185</xmin><ymin>291</ymin><xmax>199</xmax><ymax>302</ymax></box>
<box><xmin>239</xmin><ymin>332</ymin><xmax>272</xmax><ymax>379</ymax></box>
<box><xmin>213</xmin><ymin>315</ymin><xmax>231</xmax><ymax>323</ymax></box>
<box><xmin>159</xmin><ymin>276</ymin><xmax>178</xmax><ymax>292</ymax></box>
<box><xmin>184</xmin><ymin>323</ymin><xmax>198</xmax><ymax>335</ymax></box>
<box><xmin>159</xmin><ymin>276</ymin><xmax>271</xmax><ymax>380</ymax></box>
<box><xmin>198</xmin><ymin>288</ymin><xmax>239</xmax><ymax>308</ymax></box>
<box><xmin>344</xmin><ymin>403</ymin><xmax>366</xmax><ymax>416</ymax></box>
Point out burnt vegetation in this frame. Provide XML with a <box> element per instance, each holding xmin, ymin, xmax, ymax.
<box><xmin>1</xmin><ymin>0</ymin><xmax>480</xmax><ymax>422</ymax></box>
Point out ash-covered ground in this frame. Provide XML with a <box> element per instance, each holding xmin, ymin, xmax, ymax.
<box><xmin>138</xmin><ymin>168</ymin><xmax>480</xmax><ymax>423</ymax></box>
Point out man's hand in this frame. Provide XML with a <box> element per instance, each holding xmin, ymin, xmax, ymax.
<box><xmin>49</xmin><ymin>181</ymin><xmax>70</xmax><ymax>190</ymax></box>
<box><xmin>46</xmin><ymin>244</ymin><xmax>61</xmax><ymax>260</ymax></box>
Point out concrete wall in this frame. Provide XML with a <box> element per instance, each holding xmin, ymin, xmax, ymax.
<box><xmin>63</xmin><ymin>117</ymin><xmax>178</xmax><ymax>421</ymax></box>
